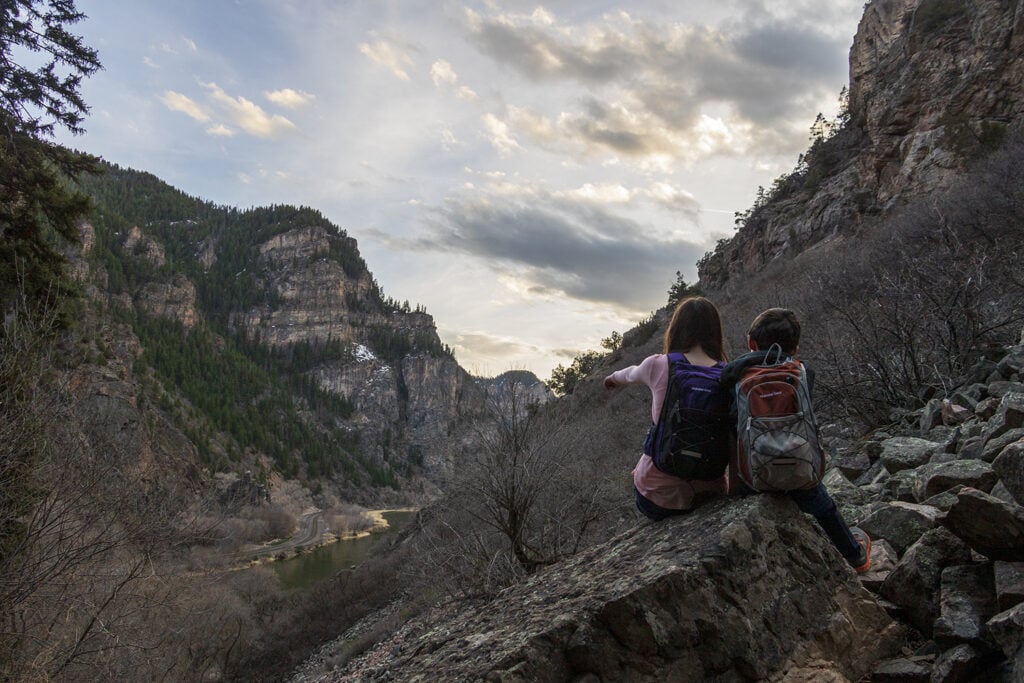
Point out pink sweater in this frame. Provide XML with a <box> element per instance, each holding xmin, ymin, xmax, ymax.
<box><xmin>606</xmin><ymin>353</ymin><xmax>728</xmax><ymax>511</ymax></box>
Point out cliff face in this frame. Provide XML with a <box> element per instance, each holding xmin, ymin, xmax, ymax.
<box><xmin>227</xmin><ymin>223</ymin><xmax>483</xmax><ymax>480</ymax></box>
<box><xmin>699</xmin><ymin>0</ymin><xmax>1024</xmax><ymax>291</ymax></box>
<box><xmin>233</xmin><ymin>225</ymin><xmax>377</xmax><ymax>347</ymax></box>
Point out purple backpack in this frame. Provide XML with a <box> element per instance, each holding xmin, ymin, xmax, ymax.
<box><xmin>644</xmin><ymin>352</ymin><xmax>731</xmax><ymax>480</ymax></box>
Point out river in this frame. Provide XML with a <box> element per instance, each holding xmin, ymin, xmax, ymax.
<box><xmin>271</xmin><ymin>509</ymin><xmax>416</xmax><ymax>590</ymax></box>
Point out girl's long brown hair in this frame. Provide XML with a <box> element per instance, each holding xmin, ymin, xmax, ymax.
<box><xmin>662</xmin><ymin>296</ymin><xmax>727</xmax><ymax>361</ymax></box>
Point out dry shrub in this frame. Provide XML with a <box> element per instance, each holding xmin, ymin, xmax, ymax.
<box><xmin>708</xmin><ymin>128</ymin><xmax>1024</xmax><ymax>428</ymax></box>
<box><xmin>408</xmin><ymin>378</ymin><xmax>624</xmax><ymax>598</ymax></box>
<box><xmin>327</xmin><ymin>504</ymin><xmax>374</xmax><ymax>535</ymax></box>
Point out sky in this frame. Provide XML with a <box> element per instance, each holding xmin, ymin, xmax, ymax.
<box><xmin>57</xmin><ymin>0</ymin><xmax>866</xmax><ymax>379</ymax></box>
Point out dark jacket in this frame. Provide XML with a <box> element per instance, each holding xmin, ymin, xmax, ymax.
<box><xmin>721</xmin><ymin>349</ymin><xmax>815</xmax><ymax>395</ymax></box>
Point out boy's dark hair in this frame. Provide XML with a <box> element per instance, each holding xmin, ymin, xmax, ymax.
<box><xmin>748</xmin><ymin>308</ymin><xmax>801</xmax><ymax>354</ymax></box>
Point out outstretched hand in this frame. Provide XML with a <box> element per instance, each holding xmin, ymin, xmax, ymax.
<box><xmin>603</xmin><ymin>376</ymin><xmax>617</xmax><ymax>390</ymax></box>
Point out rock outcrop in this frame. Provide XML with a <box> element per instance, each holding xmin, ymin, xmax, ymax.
<box><xmin>226</xmin><ymin>223</ymin><xmax>483</xmax><ymax>479</ymax></box>
<box><xmin>312</xmin><ymin>497</ymin><xmax>902</xmax><ymax>682</ymax></box>
<box><xmin>699</xmin><ymin>0</ymin><xmax>1024</xmax><ymax>291</ymax></box>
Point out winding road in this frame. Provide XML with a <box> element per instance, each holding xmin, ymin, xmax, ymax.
<box><xmin>231</xmin><ymin>510</ymin><xmax>327</xmax><ymax>563</ymax></box>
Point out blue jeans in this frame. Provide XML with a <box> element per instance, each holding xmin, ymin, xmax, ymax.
<box><xmin>739</xmin><ymin>482</ymin><xmax>861</xmax><ymax>561</ymax></box>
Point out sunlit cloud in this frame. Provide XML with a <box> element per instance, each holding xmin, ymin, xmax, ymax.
<box><xmin>432</xmin><ymin>59</ymin><xmax>479</xmax><ymax>100</ymax></box>
<box><xmin>431</xmin><ymin>60</ymin><xmax>458</xmax><ymax>86</ymax></box>
<box><xmin>264</xmin><ymin>88</ymin><xmax>315</xmax><ymax>109</ymax></box>
<box><xmin>482</xmin><ymin>113</ymin><xmax>521</xmax><ymax>155</ymax></box>
<box><xmin>359</xmin><ymin>38</ymin><xmax>414</xmax><ymax>81</ymax></box>
<box><xmin>202</xmin><ymin>82</ymin><xmax>296</xmax><ymax>138</ymax></box>
<box><xmin>159</xmin><ymin>91</ymin><xmax>208</xmax><ymax>121</ymax></box>
<box><xmin>206</xmin><ymin>123</ymin><xmax>235</xmax><ymax>137</ymax></box>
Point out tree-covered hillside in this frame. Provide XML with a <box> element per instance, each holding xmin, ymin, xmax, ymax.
<box><xmin>77</xmin><ymin>162</ymin><xmax>456</xmax><ymax>486</ymax></box>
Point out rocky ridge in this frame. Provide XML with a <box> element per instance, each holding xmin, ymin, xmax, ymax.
<box><xmin>699</xmin><ymin>0</ymin><xmax>1024</xmax><ymax>292</ymax></box>
<box><xmin>294</xmin><ymin>334</ymin><xmax>1024</xmax><ymax>682</ymax></box>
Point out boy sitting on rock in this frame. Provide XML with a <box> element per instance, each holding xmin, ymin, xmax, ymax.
<box><xmin>721</xmin><ymin>308</ymin><xmax>872</xmax><ymax>573</ymax></box>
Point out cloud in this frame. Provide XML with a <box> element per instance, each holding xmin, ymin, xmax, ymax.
<box><xmin>430</xmin><ymin>60</ymin><xmax>458</xmax><ymax>86</ymax></box>
<box><xmin>206</xmin><ymin>123</ymin><xmax>235</xmax><ymax>137</ymax></box>
<box><xmin>359</xmin><ymin>38</ymin><xmax>414</xmax><ymax>81</ymax></box>
<box><xmin>409</xmin><ymin>187</ymin><xmax>705</xmax><ymax>312</ymax></box>
<box><xmin>202</xmin><ymin>82</ymin><xmax>296</xmax><ymax>138</ymax></box>
<box><xmin>264</xmin><ymin>88</ymin><xmax>315</xmax><ymax>109</ymax></box>
<box><xmin>446</xmin><ymin>330</ymin><xmax>542</xmax><ymax>360</ymax></box>
<box><xmin>460</xmin><ymin>8</ymin><xmax>850</xmax><ymax>161</ymax></box>
<box><xmin>432</xmin><ymin>59</ymin><xmax>480</xmax><ymax>100</ymax></box>
<box><xmin>159</xmin><ymin>91</ymin><xmax>209</xmax><ymax>121</ymax></box>
<box><xmin>482</xmin><ymin>113</ymin><xmax>522</xmax><ymax>155</ymax></box>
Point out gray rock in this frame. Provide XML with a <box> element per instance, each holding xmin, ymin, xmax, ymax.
<box><xmin>933</xmin><ymin>564</ymin><xmax>997</xmax><ymax>648</ymax></box>
<box><xmin>990</xmin><ymin>481</ymin><xmax>1018</xmax><ymax>505</ymax></box>
<box><xmin>349</xmin><ymin>497</ymin><xmax>904</xmax><ymax>682</ymax></box>
<box><xmin>855</xmin><ymin>459</ymin><xmax>887</xmax><ymax>487</ymax></box>
<box><xmin>941</xmin><ymin>426</ymin><xmax>962</xmax><ymax>454</ymax></box>
<box><xmin>995</xmin><ymin>562</ymin><xmax>1024</xmax><ymax>612</ymax></box>
<box><xmin>962</xmin><ymin>360</ymin><xmax>998</xmax><ymax>387</ymax></box>
<box><xmin>940</xmin><ymin>488</ymin><xmax>1024</xmax><ymax>561</ymax></box>
<box><xmin>835</xmin><ymin>449</ymin><xmax>872</xmax><ymax>481</ymax></box>
<box><xmin>884</xmin><ymin>469</ymin><xmax>922</xmax><ymax>503</ymax></box>
<box><xmin>983</xmin><ymin>430</ymin><xmax>1024</xmax><ymax>463</ymax></box>
<box><xmin>976</xmin><ymin>397</ymin><xmax>1002</xmax><ymax>421</ymax></box>
<box><xmin>997</xmin><ymin>349</ymin><xmax>1024</xmax><ymax>379</ymax></box>
<box><xmin>872</xmin><ymin>657</ymin><xmax>931</xmax><ymax>682</ymax></box>
<box><xmin>920</xmin><ymin>486</ymin><xmax>964</xmax><ymax>512</ymax></box>
<box><xmin>859</xmin><ymin>539</ymin><xmax>899</xmax><ymax>593</ymax></box>
<box><xmin>858</xmin><ymin>502</ymin><xmax>942</xmax><ymax>556</ymax></box>
<box><xmin>929</xmin><ymin>643</ymin><xmax>990</xmax><ymax>683</ymax></box>
<box><xmin>881</xmin><ymin>437</ymin><xmax>940</xmax><ymax>473</ymax></box>
<box><xmin>952</xmin><ymin>384</ymin><xmax>986</xmax><ymax>408</ymax></box>
<box><xmin>989</xmin><ymin>382</ymin><xmax>1024</xmax><ymax>399</ymax></box>
<box><xmin>987</xmin><ymin>602</ymin><xmax>1024</xmax><ymax>659</ymax></box>
<box><xmin>912</xmin><ymin>460</ymin><xmax>997</xmax><ymax>502</ymax></box>
<box><xmin>921</xmin><ymin>398</ymin><xmax>944</xmax><ymax>433</ymax></box>
<box><xmin>956</xmin><ymin>435</ymin><xmax>985</xmax><ymax>461</ymax></box>
<box><xmin>982</xmin><ymin>393</ymin><xmax>1024</xmax><ymax>444</ymax></box>
<box><xmin>880</xmin><ymin>528</ymin><xmax>973</xmax><ymax>636</ymax></box>
<box><xmin>993</xmin><ymin>440</ymin><xmax>1024</xmax><ymax>505</ymax></box>
<box><xmin>822</xmin><ymin>468</ymin><xmax>870</xmax><ymax>508</ymax></box>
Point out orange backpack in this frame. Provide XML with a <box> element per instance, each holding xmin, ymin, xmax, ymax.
<box><xmin>734</xmin><ymin>354</ymin><xmax>825</xmax><ymax>491</ymax></box>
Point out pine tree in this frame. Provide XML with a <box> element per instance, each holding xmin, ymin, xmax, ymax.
<box><xmin>0</xmin><ymin>0</ymin><xmax>102</xmax><ymax>317</ymax></box>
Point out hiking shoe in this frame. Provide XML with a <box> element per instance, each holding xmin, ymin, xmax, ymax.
<box><xmin>849</xmin><ymin>527</ymin><xmax>871</xmax><ymax>574</ymax></box>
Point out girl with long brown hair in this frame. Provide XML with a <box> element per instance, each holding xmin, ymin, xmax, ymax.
<box><xmin>603</xmin><ymin>296</ymin><xmax>729</xmax><ymax>519</ymax></box>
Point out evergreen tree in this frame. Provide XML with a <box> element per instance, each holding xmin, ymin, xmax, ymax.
<box><xmin>0</xmin><ymin>0</ymin><xmax>101</xmax><ymax>316</ymax></box>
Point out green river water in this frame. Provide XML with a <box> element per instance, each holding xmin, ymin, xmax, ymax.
<box><xmin>272</xmin><ymin>510</ymin><xmax>416</xmax><ymax>590</ymax></box>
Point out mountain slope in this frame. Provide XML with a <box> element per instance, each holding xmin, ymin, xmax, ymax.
<box><xmin>77</xmin><ymin>163</ymin><xmax>486</xmax><ymax>501</ymax></box>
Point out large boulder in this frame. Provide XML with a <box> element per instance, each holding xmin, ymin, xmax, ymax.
<box><xmin>857</xmin><ymin>502</ymin><xmax>941</xmax><ymax>556</ymax></box>
<box><xmin>880</xmin><ymin>437</ymin><xmax>940</xmax><ymax>473</ymax></box>
<box><xmin>993</xmin><ymin>440</ymin><xmax>1024</xmax><ymax>504</ymax></box>
<box><xmin>880</xmin><ymin>528</ymin><xmax>973</xmax><ymax>636</ymax></box>
<box><xmin>940</xmin><ymin>488</ymin><xmax>1024</xmax><ymax>561</ymax></box>
<box><xmin>347</xmin><ymin>497</ymin><xmax>903</xmax><ymax>682</ymax></box>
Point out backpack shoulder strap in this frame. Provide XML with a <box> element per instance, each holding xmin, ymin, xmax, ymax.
<box><xmin>666</xmin><ymin>351</ymin><xmax>688</xmax><ymax>366</ymax></box>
